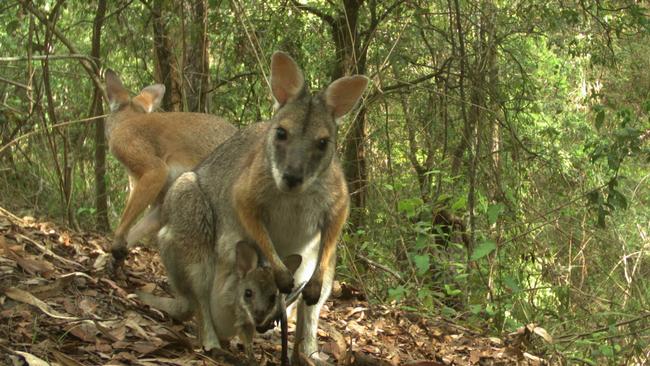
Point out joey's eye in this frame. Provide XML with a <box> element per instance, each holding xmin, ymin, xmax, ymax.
<box><xmin>276</xmin><ymin>127</ymin><xmax>288</xmax><ymax>141</ymax></box>
<box><xmin>269</xmin><ymin>294</ymin><xmax>276</xmax><ymax>303</ymax></box>
<box><xmin>317</xmin><ymin>138</ymin><xmax>329</xmax><ymax>151</ymax></box>
<box><xmin>244</xmin><ymin>289</ymin><xmax>253</xmax><ymax>299</ymax></box>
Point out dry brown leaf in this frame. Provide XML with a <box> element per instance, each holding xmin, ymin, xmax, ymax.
<box><xmin>31</xmin><ymin>276</ymin><xmax>74</xmax><ymax>299</ymax></box>
<box><xmin>67</xmin><ymin>321</ymin><xmax>99</xmax><ymax>342</ymax></box>
<box><xmin>469</xmin><ymin>349</ymin><xmax>481</xmax><ymax>364</ymax></box>
<box><xmin>532</xmin><ymin>326</ymin><xmax>554</xmax><ymax>344</ymax></box>
<box><xmin>51</xmin><ymin>350</ymin><xmax>86</xmax><ymax>366</ymax></box>
<box><xmin>402</xmin><ymin>361</ymin><xmax>446</xmax><ymax>366</ymax></box>
<box><xmin>12</xmin><ymin>351</ymin><xmax>50</xmax><ymax>366</ymax></box>
<box><xmin>130</xmin><ymin>340</ymin><xmax>168</xmax><ymax>355</ymax></box>
<box><xmin>78</xmin><ymin>298</ymin><xmax>98</xmax><ymax>315</ymax></box>
<box><xmin>4</xmin><ymin>287</ymin><xmax>79</xmax><ymax>320</ymax></box>
<box><xmin>523</xmin><ymin>352</ymin><xmax>544</xmax><ymax>365</ymax></box>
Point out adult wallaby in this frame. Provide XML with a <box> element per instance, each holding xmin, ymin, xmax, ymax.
<box><xmin>151</xmin><ymin>51</ymin><xmax>368</xmax><ymax>360</ymax></box>
<box><xmin>138</xmin><ymin>240</ymin><xmax>301</xmax><ymax>359</ymax></box>
<box><xmin>104</xmin><ymin>70</ymin><xmax>236</xmax><ymax>260</ymax></box>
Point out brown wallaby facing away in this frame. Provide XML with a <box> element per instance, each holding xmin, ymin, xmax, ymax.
<box><xmin>149</xmin><ymin>51</ymin><xmax>368</xmax><ymax>361</ymax></box>
<box><xmin>137</xmin><ymin>240</ymin><xmax>301</xmax><ymax>359</ymax></box>
<box><xmin>104</xmin><ymin>70</ymin><xmax>236</xmax><ymax>260</ymax></box>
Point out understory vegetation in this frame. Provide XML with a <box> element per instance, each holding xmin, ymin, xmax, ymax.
<box><xmin>1</xmin><ymin>1</ymin><xmax>648</xmax><ymax>364</ymax></box>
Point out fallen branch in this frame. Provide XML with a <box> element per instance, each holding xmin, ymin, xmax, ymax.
<box><xmin>357</xmin><ymin>254</ymin><xmax>403</xmax><ymax>282</ymax></box>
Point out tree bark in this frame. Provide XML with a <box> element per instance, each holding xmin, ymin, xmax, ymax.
<box><xmin>184</xmin><ymin>0</ymin><xmax>210</xmax><ymax>113</ymax></box>
<box><xmin>153</xmin><ymin>0</ymin><xmax>182</xmax><ymax>111</ymax></box>
<box><xmin>92</xmin><ymin>0</ymin><xmax>109</xmax><ymax>231</ymax></box>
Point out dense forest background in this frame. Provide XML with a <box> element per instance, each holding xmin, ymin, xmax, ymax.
<box><xmin>1</xmin><ymin>0</ymin><xmax>649</xmax><ymax>364</ymax></box>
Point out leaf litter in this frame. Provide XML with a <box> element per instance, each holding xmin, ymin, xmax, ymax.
<box><xmin>0</xmin><ymin>209</ymin><xmax>547</xmax><ymax>365</ymax></box>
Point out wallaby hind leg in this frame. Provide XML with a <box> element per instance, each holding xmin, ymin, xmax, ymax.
<box><xmin>136</xmin><ymin>291</ymin><xmax>192</xmax><ymax>321</ymax></box>
<box><xmin>112</xmin><ymin>158</ymin><xmax>168</xmax><ymax>260</ymax></box>
<box><xmin>292</xmin><ymin>254</ymin><xmax>335</xmax><ymax>364</ymax></box>
<box><xmin>126</xmin><ymin>206</ymin><xmax>161</xmax><ymax>248</ymax></box>
<box><xmin>158</xmin><ymin>172</ymin><xmax>221</xmax><ymax>351</ymax></box>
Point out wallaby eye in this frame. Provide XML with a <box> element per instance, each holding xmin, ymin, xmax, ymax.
<box><xmin>244</xmin><ymin>289</ymin><xmax>253</xmax><ymax>299</ymax></box>
<box><xmin>276</xmin><ymin>127</ymin><xmax>288</xmax><ymax>141</ymax></box>
<box><xmin>317</xmin><ymin>138</ymin><xmax>329</xmax><ymax>151</ymax></box>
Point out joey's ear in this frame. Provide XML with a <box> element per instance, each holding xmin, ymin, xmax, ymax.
<box><xmin>282</xmin><ymin>254</ymin><xmax>302</xmax><ymax>275</ymax></box>
<box><xmin>270</xmin><ymin>51</ymin><xmax>305</xmax><ymax>108</ymax></box>
<box><xmin>236</xmin><ymin>241</ymin><xmax>259</xmax><ymax>277</ymax></box>
<box><xmin>324</xmin><ymin>75</ymin><xmax>369</xmax><ymax>123</ymax></box>
<box><xmin>105</xmin><ymin>69</ymin><xmax>130</xmax><ymax>112</ymax></box>
<box><xmin>132</xmin><ymin>84</ymin><xmax>165</xmax><ymax>113</ymax></box>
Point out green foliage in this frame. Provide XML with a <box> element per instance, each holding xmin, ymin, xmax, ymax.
<box><xmin>1</xmin><ymin>0</ymin><xmax>649</xmax><ymax>363</ymax></box>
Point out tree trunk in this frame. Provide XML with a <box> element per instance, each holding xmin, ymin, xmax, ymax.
<box><xmin>153</xmin><ymin>0</ymin><xmax>182</xmax><ymax>111</ymax></box>
<box><xmin>334</xmin><ymin>0</ymin><xmax>365</xmax><ymax>229</ymax></box>
<box><xmin>92</xmin><ymin>0</ymin><xmax>109</xmax><ymax>231</ymax></box>
<box><xmin>184</xmin><ymin>0</ymin><xmax>210</xmax><ymax>113</ymax></box>
<box><xmin>343</xmin><ymin>106</ymin><xmax>367</xmax><ymax>227</ymax></box>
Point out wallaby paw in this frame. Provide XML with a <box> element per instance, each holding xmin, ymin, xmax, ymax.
<box><xmin>110</xmin><ymin>238</ymin><xmax>128</xmax><ymax>262</ymax></box>
<box><xmin>274</xmin><ymin>268</ymin><xmax>295</xmax><ymax>294</ymax></box>
<box><xmin>302</xmin><ymin>278</ymin><xmax>322</xmax><ymax>305</ymax></box>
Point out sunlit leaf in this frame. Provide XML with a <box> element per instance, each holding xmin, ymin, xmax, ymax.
<box><xmin>412</xmin><ymin>254</ymin><xmax>430</xmax><ymax>275</ymax></box>
<box><xmin>470</xmin><ymin>240</ymin><xmax>496</xmax><ymax>261</ymax></box>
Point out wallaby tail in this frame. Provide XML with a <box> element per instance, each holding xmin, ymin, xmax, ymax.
<box><xmin>136</xmin><ymin>291</ymin><xmax>193</xmax><ymax>321</ymax></box>
<box><xmin>127</xmin><ymin>206</ymin><xmax>162</xmax><ymax>248</ymax></box>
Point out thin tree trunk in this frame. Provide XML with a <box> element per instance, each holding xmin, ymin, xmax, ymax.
<box><xmin>452</xmin><ymin>0</ymin><xmax>476</xmax><ymax>252</ymax></box>
<box><xmin>184</xmin><ymin>0</ymin><xmax>210</xmax><ymax>112</ymax></box>
<box><xmin>41</xmin><ymin>1</ymin><xmax>75</xmax><ymax>225</ymax></box>
<box><xmin>92</xmin><ymin>0</ymin><xmax>109</xmax><ymax>231</ymax></box>
<box><xmin>153</xmin><ymin>0</ymin><xmax>182</xmax><ymax>111</ymax></box>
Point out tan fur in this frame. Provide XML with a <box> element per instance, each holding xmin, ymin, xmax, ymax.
<box><xmin>139</xmin><ymin>236</ymin><xmax>301</xmax><ymax>358</ymax></box>
<box><xmin>142</xmin><ymin>52</ymin><xmax>368</xmax><ymax>361</ymax></box>
<box><xmin>104</xmin><ymin>69</ymin><xmax>236</xmax><ymax>259</ymax></box>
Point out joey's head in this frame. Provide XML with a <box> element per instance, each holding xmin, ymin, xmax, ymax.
<box><xmin>235</xmin><ymin>241</ymin><xmax>302</xmax><ymax>332</ymax></box>
<box><xmin>266</xmin><ymin>52</ymin><xmax>369</xmax><ymax>193</ymax></box>
<box><xmin>105</xmin><ymin>69</ymin><xmax>165</xmax><ymax>114</ymax></box>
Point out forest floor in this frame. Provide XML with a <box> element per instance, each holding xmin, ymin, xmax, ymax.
<box><xmin>0</xmin><ymin>208</ymin><xmax>546</xmax><ymax>366</ymax></box>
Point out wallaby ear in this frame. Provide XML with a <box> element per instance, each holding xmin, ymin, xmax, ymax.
<box><xmin>270</xmin><ymin>51</ymin><xmax>305</xmax><ymax>108</ymax></box>
<box><xmin>105</xmin><ymin>69</ymin><xmax>130</xmax><ymax>112</ymax></box>
<box><xmin>282</xmin><ymin>254</ymin><xmax>302</xmax><ymax>275</ymax></box>
<box><xmin>324</xmin><ymin>75</ymin><xmax>369</xmax><ymax>123</ymax></box>
<box><xmin>132</xmin><ymin>84</ymin><xmax>165</xmax><ymax>113</ymax></box>
<box><xmin>236</xmin><ymin>241</ymin><xmax>259</xmax><ymax>277</ymax></box>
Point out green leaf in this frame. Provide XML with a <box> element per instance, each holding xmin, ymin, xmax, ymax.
<box><xmin>503</xmin><ymin>276</ymin><xmax>521</xmax><ymax>292</ymax></box>
<box><xmin>412</xmin><ymin>254</ymin><xmax>430</xmax><ymax>275</ymax></box>
<box><xmin>387</xmin><ymin>286</ymin><xmax>407</xmax><ymax>302</ymax></box>
<box><xmin>444</xmin><ymin>284</ymin><xmax>461</xmax><ymax>296</ymax></box>
<box><xmin>487</xmin><ymin>203</ymin><xmax>505</xmax><ymax>225</ymax></box>
<box><xmin>451</xmin><ymin>195</ymin><xmax>467</xmax><ymax>211</ymax></box>
<box><xmin>471</xmin><ymin>240</ymin><xmax>497</xmax><ymax>261</ymax></box>
<box><xmin>469</xmin><ymin>304</ymin><xmax>482</xmax><ymax>314</ymax></box>
<box><xmin>415</xmin><ymin>234</ymin><xmax>428</xmax><ymax>250</ymax></box>
<box><xmin>397</xmin><ymin>197</ymin><xmax>423</xmax><ymax>218</ymax></box>
<box><xmin>599</xmin><ymin>344</ymin><xmax>614</xmax><ymax>357</ymax></box>
<box><xmin>442</xmin><ymin>306</ymin><xmax>457</xmax><ymax>317</ymax></box>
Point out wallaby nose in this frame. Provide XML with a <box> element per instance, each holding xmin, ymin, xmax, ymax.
<box><xmin>254</xmin><ymin>310</ymin><xmax>268</xmax><ymax>323</ymax></box>
<box><xmin>282</xmin><ymin>173</ymin><xmax>303</xmax><ymax>189</ymax></box>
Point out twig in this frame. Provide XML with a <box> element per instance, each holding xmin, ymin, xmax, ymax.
<box><xmin>556</xmin><ymin>312</ymin><xmax>650</xmax><ymax>342</ymax></box>
<box><xmin>0</xmin><ymin>76</ymin><xmax>32</xmax><ymax>90</ymax></box>
<box><xmin>0</xmin><ymin>54</ymin><xmax>99</xmax><ymax>63</ymax></box>
<box><xmin>357</xmin><ymin>254</ymin><xmax>403</xmax><ymax>282</ymax></box>
<box><xmin>15</xmin><ymin>233</ymin><xmax>85</xmax><ymax>270</ymax></box>
<box><xmin>0</xmin><ymin>114</ymin><xmax>108</xmax><ymax>155</ymax></box>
